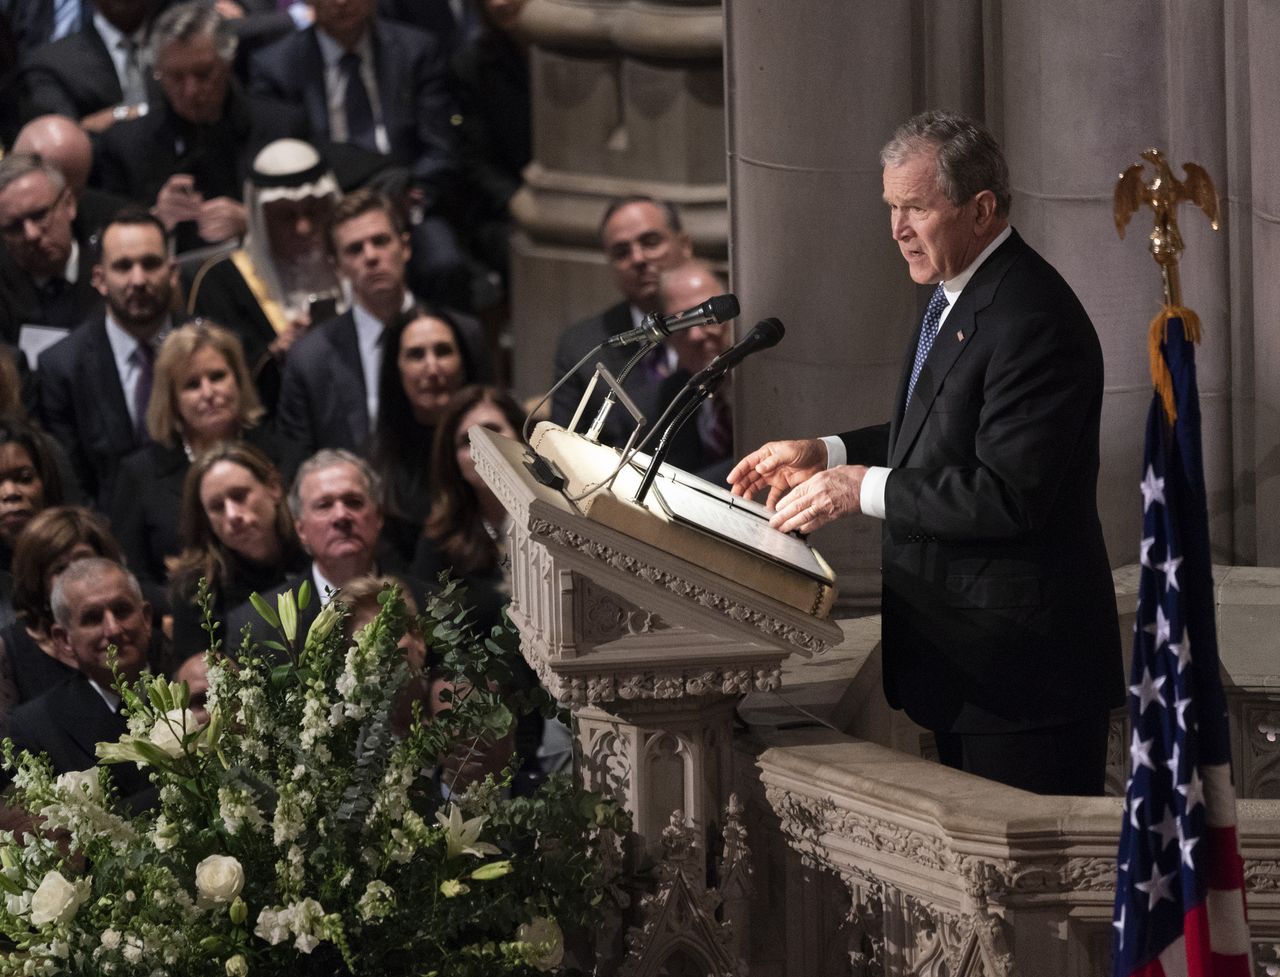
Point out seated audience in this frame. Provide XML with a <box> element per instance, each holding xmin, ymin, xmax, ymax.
<box><xmin>413</xmin><ymin>384</ymin><xmax>521</xmax><ymax>618</ymax></box>
<box><xmin>94</xmin><ymin>1</ymin><xmax>306</xmax><ymax>253</ymax></box>
<box><xmin>550</xmin><ymin>195</ymin><xmax>692</xmax><ymax>447</ymax></box>
<box><xmin>7</xmin><ymin>558</ymin><xmax>162</xmax><ymax>808</ymax></box>
<box><xmin>222</xmin><ymin>449</ymin><xmax>432</xmax><ymax>648</ymax></box>
<box><xmin>110</xmin><ymin>321</ymin><xmax>277</xmax><ymax>606</ymax></box>
<box><xmin>371</xmin><ymin>306</ymin><xmax>476</xmax><ymax>565</ymax></box>
<box><xmin>1</xmin><ymin>416</ymin><xmax>67</xmax><ymax>627</ymax></box>
<box><xmin>168</xmin><ymin>441</ymin><xmax>307</xmax><ymax>661</ymax></box>
<box><xmin>247</xmin><ymin>0</ymin><xmax>468</xmax><ymax>307</ymax></box>
<box><xmin>186</xmin><ymin>138</ymin><xmax>342</xmax><ymax>409</ymax></box>
<box><xmin>12</xmin><ymin>115</ymin><xmax>131</xmax><ymax>256</ymax></box>
<box><xmin>653</xmin><ymin>259</ymin><xmax>735</xmax><ymax>479</ymax></box>
<box><xmin>0</xmin><ymin>506</ymin><xmax>123</xmax><ymax>736</ymax></box>
<box><xmin>17</xmin><ymin>0</ymin><xmax>155</xmax><ymax>133</ymax></box>
<box><xmin>0</xmin><ymin>152</ymin><xmax>101</xmax><ymax>348</ymax></box>
<box><xmin>36</xmin><ymin>208</ymin><xmax>177</xmax><ymax>509</ymax></box>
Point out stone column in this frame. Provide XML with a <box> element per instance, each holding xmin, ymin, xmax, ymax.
<box><xmin>508</xmin><ymin>0</ymin><xmax>728</xmax><ymax>403</ymax></box>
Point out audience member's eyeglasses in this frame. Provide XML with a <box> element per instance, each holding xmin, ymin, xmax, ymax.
<box><xmin>0</xmin><ymin>190</ymin><xmax>67</xmax><ymax>240</ymax></box>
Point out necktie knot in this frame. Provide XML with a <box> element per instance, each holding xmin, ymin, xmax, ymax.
<box><xmin>906</xmin><ymin>284</ymin><xmax>949</xmax><ymax>408</ymax></box>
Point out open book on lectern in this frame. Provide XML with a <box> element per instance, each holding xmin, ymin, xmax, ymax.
<box><xmin>529</xmin><ymin>422</ymin><xmax>837</xmax><ymax>618</ymax></box>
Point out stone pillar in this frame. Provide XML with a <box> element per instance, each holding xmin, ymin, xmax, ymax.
<box><xmin>508</xmin><ymin>0</ymin><xmax>728</xmax><ymax>403</ymax></box>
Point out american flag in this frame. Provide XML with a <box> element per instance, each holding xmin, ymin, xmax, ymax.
<box><xmin>1112</xmin><ymin>315</ymin><xmax>1251</xmax><ymax>977</ymax></box>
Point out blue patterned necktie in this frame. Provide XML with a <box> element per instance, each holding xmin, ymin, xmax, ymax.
<box><xmin>906</xmin><ymin>284</ymin><xmax>949</xmax><ymax>407</ymax></box>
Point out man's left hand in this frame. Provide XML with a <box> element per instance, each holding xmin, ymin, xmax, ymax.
<box><xmin>197</xmin><ymin>197</ymin><xmax>248</xmax><ymax>243</ymax></box>
<box><xmin>770</xmin><ymin>465</ymin><xmax>868</xmax><ymax>534</ymax></box>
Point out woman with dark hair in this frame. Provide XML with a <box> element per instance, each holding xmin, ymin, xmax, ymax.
<box><xmin>0</xmin><ymin>506</ymin><xmax>122</xmax><ymax>735</ymax></box>
<box><xmin>167</xmin><ymin>441</ymin><xmax>307</xmax><ymax>660</ymax></box>
<box><xmin>110</xmin><ymin>320</ymin><xmax>285</xmax><ymax>605</ymax></box>
<box><xmin>370</xmin><ymin>305</ymin><xmax>475</xmax><ymax>565</ymax></box>
<box><xmin>0</xmin><ymin>416</ymin><xmax>66</xmax><ymax>629</ymax></box>
<box><xmin>412</xmin><ymin>384</ymin><xmax>524</xmax><ymax>600</ymax></box>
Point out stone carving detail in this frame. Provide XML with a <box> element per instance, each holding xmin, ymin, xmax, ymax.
<box><xmin>617</xmin><ymin>804</ymin><xmax>749</xmax><ymax>977</ymax></box>
<box><xmin>1245</xmin><ymin>860</ymin><xmax>1280</xmax><ymax>892</ymax></box>
<box><xmin>471</xmin><ymin>449</ymin><xmax>525</xmax><ymax>524</ymax></box>
<box><xmin>1244</xmin><ymin>706</ymin><xmax>1280</xmax><ymax>799</ymax></box>
<box><xmin>576</xmin><ymin>576</ymin><xmax>670</xmax><ymax>644</ymax></box>
<box><xmin>525</xmin><ymin>516</ymin><xmax>831</xmax><ymax>653</ymax></box>
<box><xmin>529</xmin><ymin>661</ymin><xmax>786</xmax><ymax>707</ymax></box>
<box><xmin>1255</xmin><ymin>941</ymin><xmax>1280</xmax><ymax>977</ymax></box>
<box><xmin>581</xmin><ymin>726</ymin><xmax>631</xmax><ymax>803</ymax></box>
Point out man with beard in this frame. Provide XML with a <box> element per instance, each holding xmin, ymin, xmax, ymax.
<box><xmin>36</xmin><ymin>209</ymin><xmax>177</xmax><ymax>508</ymax></box>
<box><xmin>186</xmin><ymin>138</ymin><xmax>342</xmax><ymax>411</ymax></box>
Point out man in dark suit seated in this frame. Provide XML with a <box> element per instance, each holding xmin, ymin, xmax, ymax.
<box><xmin>651</xmin><ymin>259</ymin><xmax>735</xmax><ymax>481</ymax></box>
<box><xmin>728</xmin><ymin>110</ymin><xmax>1123</xmax><ymax>796</ymax></box>
<box><xmin>93</xmin><ymin>1</ymin><xmax>307</xmax><ymax>254</ymax></box>
<box><xmin>7</xmin><ymin>557</ymin><xmax>162</xmax><ymax>809</ymax></box>
<box><xmin>36</xmin><ymin>209</ymin><xmax>177</xmax><ymax>509</ymax></box>
<box><xmin>17</xmin><ymin>0</ymin><xmax>155</xmax><ymax>134</ymax></box>
<box><xmin>275</xmin><ymin>189</ymin><xmax>486</xmax><ymax>457</ymax></box>
<box><xmin>246</xmin><ymin>0</ymin><xmax>469</xmax><ymax>307</ymax></box>
<box><xmin>549</xmin><ymin>195</ymin><xmax>693</xmax><ymax>448</ymax></box>
<box><xmin>0</xmin><ymin>153</ymin><xmax>100</xmax><ymax>352</ymax></box>
<box><xmin>222</xmin><ymin>449</ymin><xmax>434</xmax><ymax>649</ymax></box>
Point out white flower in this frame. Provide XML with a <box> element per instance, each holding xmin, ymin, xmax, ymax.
<box><xmin>121</xmin><ymin>937</ymin><xmax>143</xmax><ymax>963</ymax></box>
<box><xmin>148</xmin><ymin>708</ymin><xmax>206</xmax><ymax>758</ymax></box>
<box><xmin>517</xmin><ymin>916</ymin><xmax>565</xmax><ymax>972</ymax></box>
<box><xmin>254</xmin><ymin>907</ymin><xmax>290</xmax><ymax>946</ymax></box>
<box><xmin>29</xmin><ymin>870</ymin><xmax>89</xmax><ymax>927</ymax></box>
<box><xmin>225</xmin><ymin>954</ymin><xmax>248</xmax><ymax>977</ymax></box>
<box><xmin>194</xmin><ymin>855</ymin><xmax>245</xmax><ymax>909</ymax></box>
<box><xmin>100</xmin><ymin>928</ymin><xmax>121</xmax><ymax>950</ymax></box>
<box><xmin>54</xmin><ymin>769</ymin><xmax>101</xmax><ymax>802</ymax></box>
<box><xmin>436</xmin><ymin>804</ymin><xmax>500</xmax><ymax>860</ymax></box>
<box><xmin>356</xmin><ymin>880</ymin><xmax>394</xmax><ymax>921</ymax></box>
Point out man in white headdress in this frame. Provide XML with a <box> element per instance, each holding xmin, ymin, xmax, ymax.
<box><xmin>186</xmin><ymin>137</ymin><xmax>342</xmax><ymax>410</ymax></box>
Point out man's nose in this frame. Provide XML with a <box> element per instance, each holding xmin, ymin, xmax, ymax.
<box><xmin>0</xmin><ymin>480</ymin><xmax>20</xmax><ymax>501</ymax></box>
<box><xmin>102</xmin><ymin>609</ymin><xmax>125</xmax><ymax>638</ymax></box>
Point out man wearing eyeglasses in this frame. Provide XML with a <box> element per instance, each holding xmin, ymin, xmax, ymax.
<box><xmin>0</xmin><ymin>153</ymin><xmax>102</xmax><ymax>353</ymax></box>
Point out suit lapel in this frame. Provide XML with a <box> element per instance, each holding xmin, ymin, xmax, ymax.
<box><xmin>888</xmin><ymin>232</ymin><xmax>1025</xmax><ymax>467</ymax></box>
<box><xmin>331</xmin><ymin>313</ymin><xmax>369</xmax><ymax>445</ymax></box>
<box><xmin>301</xmin><ymin>31</ymin><xmax>332</xmax><ymax>140</ymax></box>
<box><xmin>85</xmin><ymin>25</ymin><xmax>125</xmax><ymax>103</ymax></box>
<box><xmin>82</xmin><ymin>319</ymin><xmax>139</xmax><ymax>454</ymax></box>
<box><xmin>61</xmin><ymin>677</ymin><xmax>126</xmax><ymax>769</ymax></box>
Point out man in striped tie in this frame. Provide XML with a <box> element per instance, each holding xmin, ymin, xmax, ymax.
<box><xmin>729</xmin><ymin>109</ymin><xmax>1123</xmax><ymax>795</ymax></box>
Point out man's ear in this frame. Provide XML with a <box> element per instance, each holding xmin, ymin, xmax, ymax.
<box><xmin>91</xmin><ymin>263</ymin><xmax>105</xmax><ymax>297</ymax></box>
<box><xmin>972</xmin><ymin>189</ymin><xmax>999</xmax><ymax>231</ymax></box>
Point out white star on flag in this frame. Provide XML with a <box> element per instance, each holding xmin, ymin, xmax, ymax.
<box><xmin>1178</xmin><ymin>768</ymin><xmax>1205</xmax><ymax>813</ymax></box>
<box><xmin>1128</xmin><ymin>795</ymin><xmax>1144</xmax><ymax>829</ymax></box>
<box><xmin>1129</xmin><ymin>666</ymin><xmax>1167</xmax><ymax>714</ymax></box>
<box><xmin>1113</xmin><ymin>904</ymin><xmax>1126</xmax><ymax>947</ymax></box>
<box><xmin>1158</xmin><ymin>554</ymin><xmax>1183</xmax><ymax>591</ymax></box>
<box><xmin>1140</xmin><ymin>465</ymin><xmax>1166</xmax><ymax>511</ymax></box>
<box><xmin>1139</xmin><ymin>536</ymin><xmax>1156</xmax><ymax>568</ymax></box>
<box><xmin>1165</xmin><ymin>742</ymin><xmax>1180</xmax><ymax>778</ymax></box>
<box><xmin>1130</xmin><ymin>730</ymin><xmax>1155</xmax><ymax>774</ymax></box>
<box><xmin>1174</xmin><ymin>695</ymin><xmax>1192</xmax><ymax>731</ymax></box>
<box><xmin>1177</xmin><ymin>820</ymin><xmax>1200</xmax><ymax>869</ymax></box>
<box><xmin>1148</xmin><ymin>806</ymin><xmax>1179</xmax><ymax>850</ymax></box>
<box><xmin>1144</xmin><ymin>606</ymin><xmax>1171</xmax><ymax>648</ymax></box>
<box><xmin>1167</xmin><ymin>634</ymin><xmax>1192</xmax><ymax>673</ymax></box>
<box><xmin>1135</xmin><ymin>866</ymin><xmax>1176</xmax><ymax>911</ymax></box>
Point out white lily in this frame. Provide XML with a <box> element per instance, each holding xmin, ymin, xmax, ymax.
<box><xmin>435</xmin><ymin>804</ymin><xmax>500</xmax><ymax>859</ymax></box>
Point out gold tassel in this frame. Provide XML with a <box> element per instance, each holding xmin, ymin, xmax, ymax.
<box><xmin>1148</xmin><ymin>304</ymin><xmax>1201</xmax><ymax>426</ymax></box>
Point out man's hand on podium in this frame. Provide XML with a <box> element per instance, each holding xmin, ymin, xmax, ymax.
<box><xmin>728</xmin><ymin>438</ymin><xmax>867</xmax><ymax>535</ymax></box>
<box><xmin>768</xmin><ymin>465</ymin><xmax>867</xmax><ymax>534</ymax></box>
<box><xmin>727</xmin><ymin>438</ymin><xmax>828</xmax><ymax>509</ymax></box>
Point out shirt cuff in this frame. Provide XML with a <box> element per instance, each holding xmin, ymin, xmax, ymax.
<box><xmin>860</xmin><ymin>466</ymin><xmax>890</xmax><ymax>519</ymax></box>
<box><xmin>820</xmin><ymin>435</ymin><xmax>846</xmax><ymax>468</ymax></box>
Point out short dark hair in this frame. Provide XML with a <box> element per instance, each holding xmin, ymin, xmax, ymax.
<box><xmin>99</xmin><ymin>206</ymin><xmax>171</xmax><ymax>257</ymax></box>
<box><xmin>880</xmin><ymin>110</ymin><xmax>1012</xmax><ymax>218</ymax></box>
<box><xmin>326</xmin><ymin>188</ymin><xmax>408</xmax><ymax>256</ymax></box>
<box><xmin>0</xmin><ymin>415</ymin><xmax>65</xmax><ymax>509</ymax></box>
<box><xmin>151</xmin><ymin>0</ymin><xmax>237</xmax><ymax>63</ymax></box>
<box><xmin>0</xmin><ymin>152</ymin><xmax>65</xmax><ymax>198</ymax></box>
<box><xmin>597</xmin><ymin>195</ymin><xmax>683</xmax><ymax>241</ymax></box>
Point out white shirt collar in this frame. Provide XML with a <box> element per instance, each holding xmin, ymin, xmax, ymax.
<box><xmin>311</xmin><ymin>564</ymin><xmax>340</xmax><ymax>604</ymax></box>
<box><xmin>64</xmin><ymin>240</ymin><xmax>79</xmax><ymax>284</ymax></box>
<box><xmin>87</xmin><ymin>676</ymin><xmax>122</xmax><ymax>713</ymax></box>
<box><xmin>940</xmin><ymin>225</ymin><xmax>1012</xmax><ymax>306</ymax></box>
<box><xmin>316</xmin><ymin>25</ymin><xmax>372</xmax><ymax>64</ymax></box>
<box><xmin>103</xmin><ymin>312</ymin><xmax>170</xmax><ymax>378</ymax></box>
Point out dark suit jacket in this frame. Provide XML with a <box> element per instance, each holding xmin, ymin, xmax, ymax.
<box><xmin>0</xmin><ymin>247</ymin><xmax>100</xmax><ymax>346</ymax></box>
<box><xmin>247</xmin><ymin>20</ymin><xmax>458</xmax><ymax>210</ymax></box>
<box><xmin>8</xmin><ymin>672</ymin><xmax>155</xmax><ymax>807</ymax></box>
<box><xmin>838</xmin><ymin>231</ymin><xmax>1123</xmax><ymax>738</ymax></box>
<box><xmin>275</xmin><ymin>309</ymin><xmax>369</xmax><ymax>457</ymax></box>
<box><xmin>652</xmin><ymin>368</ymin><xmax>732</xmax><ymax>480</ymax></box>
<box><xmin>18</xmin><ymin>19</ymin><xmax>123</xmax><ymax>123</ymax></box>
<box><xmin>35</xmin><ymin>314</ymin><xmax>146</xmax><ymax>508</ymax></box>
<box><xmin>550</xmin><ymin>301</ymin><xmax>670</xmax><ymax>449</ymax></box>
<box><xmin>92</xmin><ymin>82</ymin><xmax>307</xmax><ymax>252</ymax></box>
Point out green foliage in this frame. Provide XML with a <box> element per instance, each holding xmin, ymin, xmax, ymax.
<box><xmin>0</xmin><ymin>583</ymin><xmax>628</xmax><ymax>976</ymax></box>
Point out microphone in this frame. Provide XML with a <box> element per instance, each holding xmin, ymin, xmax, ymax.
<box><xmin>603</xmin><ymin>293</ymin><xmax>740</xmax><ymax>348</ymax></box>
<box><xmin>691</xmin><ymin>317</ymin><xmax>785</xmax><ymax>383</ymax></box>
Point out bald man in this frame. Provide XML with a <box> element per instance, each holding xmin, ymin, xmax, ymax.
<box><xmin>13</xmin><ymin>115</ymin><xmax>129</xmax><ymax>253</ymax></box>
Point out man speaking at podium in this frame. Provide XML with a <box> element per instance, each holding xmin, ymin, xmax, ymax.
<box><xmin>728</xmin><ymin>110</ymin><xmax>1123</xmax><ymax>796</ymax></box>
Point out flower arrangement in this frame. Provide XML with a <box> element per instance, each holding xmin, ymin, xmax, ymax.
<box><xmin>0</xmin><ymin>581</ymin><xmax>628</xmax><ymax>976</ymax></box>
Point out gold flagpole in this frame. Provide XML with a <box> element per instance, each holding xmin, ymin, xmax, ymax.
<box><xmin>1113</xmin><ymin>148</ymin><xmax>1220</xmax><ymax>423</ymax></box>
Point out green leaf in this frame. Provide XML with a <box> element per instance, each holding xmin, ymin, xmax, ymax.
<box><xmin>249</xmin><ymin>592</ymin><xmax>280</xmax><ymax>629</ymax></box>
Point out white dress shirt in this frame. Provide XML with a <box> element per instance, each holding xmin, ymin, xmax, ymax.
<box><xmin>103</xmin><ymin>313</ymin><xmax>171</xmax><ymax>430</ymax></box>
<box><xmin>316</xmin><ymin>29</ymin><xmax>391</xmax><ymax>155</ymax></box>
<box><xmin>822</xmin><ymin>226</ymin><xmax>1012</xmax><ymax>519</ymax></box>
<box><xmin>352</xmin><ymin>291</ymin><xmax>415</xmax><ymax>425</ymax></box>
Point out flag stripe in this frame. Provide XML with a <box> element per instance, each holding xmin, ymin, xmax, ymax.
<box><xmin>1206</xmin><ymin>825</ymin><xmax>1245</xmax><ymax>891</ymax></box>
<box><xmin>1206</xmin><ymin>887</ymin><xmax>1250</xmax><ymax>954</ymax></box>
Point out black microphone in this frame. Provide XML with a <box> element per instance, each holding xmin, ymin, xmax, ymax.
<box><xmin>690</xmin><ymin>317</ymin><xmax>785</xmax><ymax>383</ymax></box>
<box><xmin>602</xmin><ymin>293</ymin><xmax>740</xmax><ymax>348</ymax></box>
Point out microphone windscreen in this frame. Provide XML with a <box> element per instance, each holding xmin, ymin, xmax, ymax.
<box><xmin>709</xmin><ymin>293</ymin><xmax>740</xmax><ymax>322</ymax></box>
<box><xmin>753</xmin><ymin>317</ymin><xmax>785</xmax><ymax>348</ymax></box>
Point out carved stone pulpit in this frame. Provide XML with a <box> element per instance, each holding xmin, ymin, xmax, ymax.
<box><xmin>471</xmin><ymin>423</ymin><xmax>843</xmax><ymax>971</ymax></box>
